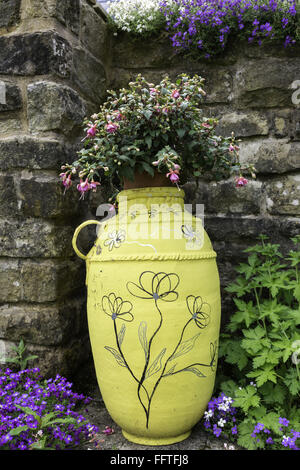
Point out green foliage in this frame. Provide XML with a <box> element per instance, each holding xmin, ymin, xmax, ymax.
<box><xmin>2</xmin><ymin>339</ymin><xmax>38</xmax><ymax>371</ymax></box>
<box><xmin>61</xmin><ymin>73</ymin><xmax>255</xmax><ymax>196</ymax></box>
<box><xmin>217</xmin><ymin>235</ymin><xmax>300</xmax><ymax>449</ymax></box>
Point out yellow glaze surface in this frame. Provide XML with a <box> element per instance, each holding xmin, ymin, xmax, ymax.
<box><xmin>73</xmin><ymin>187</ymin><xmax>221</xmax><ymax>445</ymax></box>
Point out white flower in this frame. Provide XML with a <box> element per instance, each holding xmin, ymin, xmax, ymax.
<box><xmin>218</xmin><ymin>418</ymin><xmax>226</xmax><ymax>428</ymax></box>
<box><xmin>204</xmin><ymin>410</ymin><xmax>213</xmax><ymax>420</ymax></box>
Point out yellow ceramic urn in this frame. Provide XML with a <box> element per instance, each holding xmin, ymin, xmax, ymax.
<box><xmin>72</xmin><ymin>186</ymin><xmax>221</xmax><ymax>445</ymax></box>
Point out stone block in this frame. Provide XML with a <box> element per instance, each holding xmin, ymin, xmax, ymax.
<box><xmin>234</xmin><ymin>58</ymin><xmax>300</xmax><ymax>108</ymax></box>
<box><xmin>263</xmin><ymin>174</ymin><xmax>300</xmax><ymax>216</ymax></box>
<box><xmin>0</xmin><ymin>296</ymin><xmax>86</xmax><ymax>347</ymax></box>
<box><xmin>27</xmin><ymin>81</ymin><xmax>86</xmax><ymax>135</ymax></box>
<box><xmin>0</xmin><ymin>32</ymin><xmax>72</xmax><ymax>77</ymax></box>
<box><xmin>195</xmin><ymin>179</ymin><xmax>263</xmax><ymax>215</ymax></box>
<box><xmin>0</xmin><ymin>174</ymin><xmax>18</xmax><ymax>216</ymax></box>
<box><xmin>22</xmin><ymin>0</ymin><xmax>80</xmax><ymax>35</ymax></box>
<box><xmin>71</xmin><ymin>46</ymin><xmax>107</xmax><ymax>103</ymax></box>
<box><xmin>0</xmin><ymin>218</ymin><xmax>76</xmax><ymax>258</ymax></box>
<box><xmin>215</xmin><ymin>111</ymin><xmax>269</xmax><ymax>138</ymax></box>
<box><xmin>20</xmin><ymin>259</ymin><xmax>85</xmax><ymax>302</ymax></box>
<box><xmin>0</xmin><ymin>137</ymin><xmax>75</xmax><ymax>170</ymax></box>
<box><xmin>80</xmin><ymin>1</ymin><xmax>109</xmax><ymax>61</ymax></box>
<box><xmin>18</xmin><ymin>174</ymin><xmax>82</xmax><ymax>219</ymax></box>
<box><xmin>0</xmin><ymin>259</ymin><xmax>22</xmax><ymax>302</ymax></box>
<box><xmin>0</xmin><ymin>0</ymin><xmax>21</xmax><ymax>28</ymax></box>
<box><xmin>0</xmin><ymin>81</ymin><xmax>22</xmax><ymax>112</ymax></box>
<box><xmin>0</xmin><ymin>117</ymin><xmax>22</xmax><ymax>135</ymax></box>
<box><xmin>239</xmin><ymin>139</ymin><xmax>300</xmax><ymax>174</ymax></box>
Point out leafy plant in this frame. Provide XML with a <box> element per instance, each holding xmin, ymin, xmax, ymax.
<box><xmin>2</xmin><ymin>339</ymin><xmax>38</xmax><ymax>371</ymax></box>
<box><xmin>216</xmin><ymin>235</ymin><xmax>300</xmax><ymax>449</ymax></box>
<box><xmin>60</xmin><ymin>73</ymin><xmax>255</xmax><ymax>199</ymax></box>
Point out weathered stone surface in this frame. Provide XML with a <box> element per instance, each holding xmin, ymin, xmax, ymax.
<box><xmin>205</xmin><ymin>214</ymin><xmax>300</xmax><ymax>261</ymax></box>
<box><xmin>195</xmin><ymin>179</ymin><xmax>263</xmax><ymax>215</ymax></box>
<box><xmin>0</xmin><ymin>174</ymin><xmax>18</xmax><ymax>216</ymax></box>
<box><xmin>234</xmin><ymin>58</ymin><xmax>300</xmax><ymax>108</ymax></box>
<box><xmin>0</xmin><ymin>137</ymin><xmax>75</xmax><ymax>170</ymax></box>
<box><xmin>80</xmin><ymin>1</ymin><xmax>109</xmax><ymax>61</ymax></box>
<box><xmin>0</xmin><ymin>81</ymin><xmax>22</xmax><ymax>112</ymax></box>
<box><xmin>0</xmin><ymin>297</ymin><xmax>86</xmax><ymax>347</ymax></box>
<box><xmin>27</xmin><ymin>81</ymin><xmax>86</xmax><ymax>135</ymax></box>
<box><xmin>0</xmin><ymin>218</ymin><xmax>77</xmax><ymax>258</ymax></box>
<box><xmin>0</xmin><ymin>117</ymin><xmax>22</xmax><ymax>135</ymax></box>
<box><xmin>0</xmin><ymin>259</ymin><xmax>22</xmax><ymax>302</ymax></box>
<box><xmin>71</xmin><ymin>46</ymin><xmax>107</xmax><ymax>102</ymax></box>
<box><xmin>239</xmin><ymin>139</ymin><xmax>300</xmax><ymax>174</ymax></box>
<box><xmin>18</xmin><ymin>174</ymin><xmax>82</xmax><ymax>219</ymax></box>
<box><xmin>215</xmin><ymin>110</ymin><xmax>269</xmax><ymax>137</ymax></box>
<box><xmin>22</xmin><ymin>0</ymin><xmax>80</xmax><ymax>35</ymax></box>
<box><xmin>0</xmin><ymin>335</ymin><xmax>90</xmax><ymax>378</ymax></box>
<box><xmin>21</xmin><ymin>259</ymin><xmax>85</xmax><ymax>302</ymax></box>
<box><xmin>0</xmin><ymin>0</ymin><xmax>21</xmax><ymax>28</ymax></box>
<box><xmin>263</xmin><ymin>174</ymin><xmax>300</xmax><ymax>216</ymax></box>
<box><xmin>0</xmin><ymin>32</ymin><xmax>72</xmax><ymax>77</ymax></box>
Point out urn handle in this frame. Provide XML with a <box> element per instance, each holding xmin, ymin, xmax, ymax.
<box><xmin>72</xmin><ymin>220</ymin><xmax>103</xmax><ymax>260</ymax></box>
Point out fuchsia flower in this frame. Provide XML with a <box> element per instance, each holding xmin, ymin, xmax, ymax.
<box><xmin>87</xmin><ymin>124</ymin><xmax>97</xmax><ymax>138</ymax></box>
<box><xmin>150</xmin><ymin>88</ymin><xmax>158</xmax><ymax>96</ymax></box>
<box><xmin>166</xmin><ymin>168</ymin><xmax>180</xmax><ymax>184</ymax></box>
<box><xmin>77</xmin><ymin>178</ymin><xmax>90</xmax><ymax>198</ymax></box>
<box><xmin>235</xmin><ymin>176</ymin><xmax>248</xmax><ymax>187</ymax></box>
<box><xmin>77</xmin><ymin>178</ymin><xmax>101</xmax><ymax>198</ymax></box>
<box><xmin>60</xmin><ymin>173</ymin><xmax>72</xmax><ymax>193</ymax></box>
<box><xmin>201</xmin><ymin>122</ymin><xmax>212</xmax><ymax>129</ymax></box>
<box><xmin>171</xmin><ymin>89</ymin><xmax>180</xmax><ymax>99</ymax></box>
<box><xmin>229</xmin><ymin>143</ymin><xmax>239</xmax><ymax>152</ymax></box>
<box><xmin>106</xmin><ymin>121</ymin><xmax>119</xmax><ymax>134</ymax></box>
<box><xmin>113</xmin><ymin>110</ymin><xmax>124</xmax><ymax>121</ymax></box>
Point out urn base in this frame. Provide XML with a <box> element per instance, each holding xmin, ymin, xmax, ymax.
<box><xmin>122</xmin><ymin>429</ymin><xmax>191</xmax><ymax>446</ymax></box>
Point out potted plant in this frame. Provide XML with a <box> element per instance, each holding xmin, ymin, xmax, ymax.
<box><xmin>65</xmin><ymin>74</ymin><xmax>254</xmax><ymax>446</ymax></box>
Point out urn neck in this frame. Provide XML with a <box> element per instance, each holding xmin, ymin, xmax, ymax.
<box><xmin>116</xmin><ymin>187</ymin><xmax>185</xmax><ymax>213</ymax></box>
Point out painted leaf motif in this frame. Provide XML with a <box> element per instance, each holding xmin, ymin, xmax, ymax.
<box><xmin>163</xmin><ymin>364</ymin><xmax>177</xmax><ymax>377</ymax></box>
<box><xmin>169</xmin><ymin>333</ymin><xmax>201</xmax><ymax>362</ymax></box>
<box><xmin>181</xmin><ymin>366</ymin><xmax>206</xmax><ymax>378</ymax></box>
<box><xmin>118</xmin><ymin>323</ymin><xmax>126</xmax><ymax>346</ymax></box>
<box><xmin>104</xmin><ymin>346</ymin><xmax>127</xmax><ymax>368</ymax></box>
<box><xmin>138</xmin><ymin>321</ymin><xmax>148</xmax><ymax>360</ymax></box>
<box><xmin>145</xmin><ymin>348</ymin><xmax>166</xmax><ymax>379</ymax></box>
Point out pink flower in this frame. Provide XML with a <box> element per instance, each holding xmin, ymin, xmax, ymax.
<box><xmin>152</xmin><ymin>160</ymin><xmax>159</xmax><ymax>166</ymax></box>
<box><xmin>87</xmin><ymin>124</ymin><xmax>97</xmax><ymax>138</ymax></box>
<box><xmin>150</xmin><ymin>88</ymin><xmax>158</xmax><ymax>96</ymax></box>
<box><xmin>113</xmin><ymin>111</ymin><xmax>124</xmax><ymax>121</ymax></box>
<box><xmin>89</xmin><ymin>180</ymin><xmax>100</xmax><ymax>192</ymax></box>
<box><xmin>166</xmin><ymin>169</ymin><xmax>180</xmax><ymax>184</ymax></box>
<box><xmin>60</xmin><ymin>173</ymin><xmax>72</xmax><ymax>193</ymax></box>
<box><xmin>235</xmin><ymin>176</ymin><xmax>248</xmax><ymax>187</ymax></box>
<box><xmin>171</xmin><ymin>89</ymin><xmax>180</xmax><ymax>99</ymax></box>
<box><xmin>201</xmin><ymin>122</ymin><xmax>212</xmax><ymax>129</ymax></box>
<box><xmin>106</xmin><ymin>121</ymin><xmax>119</xmax><ymax>134</ymax></box>
<box><xmin>173</xmin><ymin>163</ymin><xmax>181</xmax><ymax>171</ymax></box>
<box><xmin>102</xmin><ymin>426</ymin><xmax>114</xmax><ymax>435</ymax></box>
<box><xmin>229</xmin><ymin>143</ymin><xmax>239</xmax><ymax>152</ymax></box>
<box><xmin>77</xmin><ymin>178</ymin><xmax>90</xmax><ymax>199</ymax></box>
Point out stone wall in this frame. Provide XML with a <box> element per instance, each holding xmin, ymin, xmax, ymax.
<box><xmin>0</xmin><ymin>0</ymin><xmax>111</xmax><ymax>376</ymax></box>
<box><xmin>109</xmin><ymin>34</ymin><xmax>300</xmax><ymax>319</ymax></box>
<box><xmin>0</xmin><ymin>3</ymin><xmax>299</xmax><ymax>378</ymax></box>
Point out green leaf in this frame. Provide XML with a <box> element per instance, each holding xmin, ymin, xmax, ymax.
<box><xmin>241</xmin><ymin>326</ymin><xmax>269</xmax><ymax>354</ymax></box>
<box><xmin>176</xmin><ymin>128</ymin><xmax>186</xmax><ymax>139</ymax></box>
<box><xmin>145</xmin><ymin>135</ymin><xmax>152</xmax><ymax>149</ymax></box>
<box><xmin>283</xmin><ymin>368</ymin><xmax>300</xmax><ymax>396</ymax></box>
<box><xmin>233</xmin><ymin>385</ymin><xmax>260</xmax><ymax>413</ymax></box>
<box><xmin>247</xmin><ymin>365</ymin><xmax>277</xmax><ymax>387</ymax></box>
<box><xmin>9</xmin><ymin>425</ymin><xmax>29</xmax><ymax>436</ymax></box>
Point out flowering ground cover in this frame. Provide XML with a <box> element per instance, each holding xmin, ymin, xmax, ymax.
<box><xmin>107</xmin><ymin>0</ymin><xmax>299</xmax><ymax>59</ymax></box>
<box><xmin>0</xmin><ymin>367</ymin><xmax>99</xmax><ymax>450</ymax></box>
